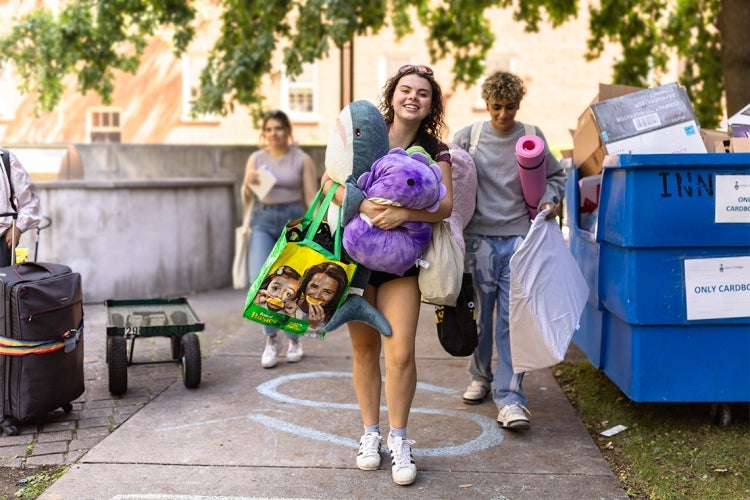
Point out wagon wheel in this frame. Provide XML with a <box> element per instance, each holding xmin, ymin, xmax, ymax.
<box><xmin>107</xmin><ymin>313</ymin><xmax>126</xmax><ymax>364</ymax></box>
<box><xmin>107</xmin><ymin>336</ymin><xmax>128</xmax><ymax>396</ymax></box>
<box><xmin>170</xmin><ymin>311</ymin><xmax>189</xmax><ymax>360</ymax></box>
<box><xmin>181</xmin><ymin>332</ymin><xmax>201</xmax><ymax>389</ymax></box>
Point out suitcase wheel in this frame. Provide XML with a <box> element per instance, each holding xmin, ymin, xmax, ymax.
<box><xmin>1</xmin><ymin>418</ymin><xmax>18</xmax><ymax>436</ymax></box>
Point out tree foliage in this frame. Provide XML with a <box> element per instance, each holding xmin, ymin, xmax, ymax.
<box><xmin>1</xmin><ymin>0</ymin><xmax>744</xmax><ymax>127</ymax></box>
<box><xmin>587</xmin><ymin>0</ymin><xmax>726</xmax><ymax>127</ymax></box>
<box><xmin>0</xmin><ymin>0</ymin><xmax>195</xmax><ymax>115</ymax></box>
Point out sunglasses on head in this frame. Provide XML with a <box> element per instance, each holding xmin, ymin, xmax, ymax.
<box><xmin>397</xmin><ymin>64</ymin><xmax>434</xmax><ymax>77</ymax></box>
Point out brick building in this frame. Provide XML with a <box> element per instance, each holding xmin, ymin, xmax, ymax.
<box><xmin>1</xmin><ymin>1</ymin><xmax>631</xmax><ymax>157</ymax></box>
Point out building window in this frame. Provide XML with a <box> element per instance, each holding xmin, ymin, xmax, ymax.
<box><xmin>379</xmin><ymin>56</ymin><xmax>418</xmax><ymax>94</ymax></box>
<box><xmin>181</xmin><ymin>54</ymin><xmax>217</xmax><ymax>122</ymax></box>
<box><xmin>281</xmin><ymin>63</ymin><xmax>317</xmax><ymax>118</ymax></box>
<box><xmin>88</xmin><ymin>108</ymin><xmax>122</xmax><ymax>143</ymax></box>
<box><xmin>474</xmin><ymin>56</ymin><xmax>516</xmax><ymax>108</ymax></box>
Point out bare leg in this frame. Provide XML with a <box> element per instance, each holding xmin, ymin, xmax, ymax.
<box><xmin>348</xmin><ymin>286</ymin><xmax>383</xmax><ymax>428</ymax></box>
<box><xmin>379</xmin><ymin>276</ymin><xmax>420</xmax><ymax>431</ymax></box>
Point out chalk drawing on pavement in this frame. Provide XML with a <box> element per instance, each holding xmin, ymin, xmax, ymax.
<box><xmin>157</xmin><ymin>370</ymin><xmax>503</xmax><ymax>457</ymax></box>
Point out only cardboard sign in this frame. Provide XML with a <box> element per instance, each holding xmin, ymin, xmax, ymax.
<box><xmin>684</xmin><ymin>255</ymin><xmax>750</xmax><ymax>320</ymax></box>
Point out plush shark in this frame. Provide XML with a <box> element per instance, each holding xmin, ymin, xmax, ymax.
<box><xmin>322</xmin><ymin>100</ymin><xmax>392</xmax><ymax>337</ymax></box>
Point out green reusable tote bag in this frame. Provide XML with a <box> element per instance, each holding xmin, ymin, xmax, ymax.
<box><xmin>243</xmin><ymin>184</ymin><xmax>357</xmax><ymax>339</ymax></box>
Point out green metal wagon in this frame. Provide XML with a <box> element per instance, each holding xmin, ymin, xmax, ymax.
<box><xmin>105</xmin><ymin>298</ymin><xmax>204</xmax><ymax>395</ymax></box>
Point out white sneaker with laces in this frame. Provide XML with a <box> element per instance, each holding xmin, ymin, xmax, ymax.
<box><xmin>356</xmin><ymin>432</ymin><xmax>381</xmax><ymax>470</ymax></box>
<box><xmin>497</xmin><ymin>403</ymin><xmax>531</xmax><ymax>430</ymax></box>
<box><xmin>388</xmin><ymin>435</ymin><xmax>417</xmax><ymax>486</ymax></box>
<box><xmin>261</xmin><ymin>336</ymin><xmax>279</xmax><ymax>368</ymax></box>
<box><xmin>286</xmin><ymin>339</ymin><xmax>303</xmax><ymax>363</ymax></box>
<box><xmin>462</xmin><ymin>380</ymin><xmax>489</xmax><ymax>404</ymax></box>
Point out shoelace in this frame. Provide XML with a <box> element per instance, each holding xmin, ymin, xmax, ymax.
<box><xmin>468</xmin><ymin>380</ymin><xmax>486</xmax><ymax>392</ymax></box>
<box><xmin>390</xmin><ymin>438</ymin><xmax>416</xmax><ymax>468</ymax></box>
<box><xmin>508</xmin><ymin>403</ymin><xmax>532</xmax><ymax>418</ymax></box>
<box><xmin>359</xmin><ymin>433</ymin><xmax>381</xmax><ymax>454</ymax></box>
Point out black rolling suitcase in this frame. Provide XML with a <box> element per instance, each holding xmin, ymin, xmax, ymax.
<box><xmin>0</xmin><ymin>262</ymin><xmax>84</xmax><ymax>436</ymax></box>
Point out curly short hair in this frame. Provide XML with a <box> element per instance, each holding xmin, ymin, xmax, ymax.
<box><xmin>481</xmin><ymin>71</ymin><xmax>526</xmax><ymax>103</ymax></box>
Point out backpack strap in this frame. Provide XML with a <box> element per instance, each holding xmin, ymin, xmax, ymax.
<box><xmin>468</xmin><ymin>122</ymin><xmax>485</xmax><ymax>158</ymax></box>
<box><xmin>522</xmin><ymin>122</ymin><xmax>537</xmax><ymax>137</ymax></box>
<box><xmin>0</xmin><ymin>149</ymin><xmax>16</xmax><ymax>212</ymax></box>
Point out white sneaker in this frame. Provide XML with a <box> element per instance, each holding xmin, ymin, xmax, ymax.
<box><xmin>497</xmin><ymin>403</ymin><xmax>531</xmax><ymax>430</ymax></box>
<box><xmin>388</xmin><ymin>435</ymin><xmax>417</xmax><ymax>486</ymax></box>
<box><xmin>356</xmin><ymin>432</ymin><xmax>381</xmax><ymax>470</ymax></box>
<box><xmin>261</xmin><ymin>336</ymin><xmax>279</xmax><ymax>368</ymax></box>
<box><xmin>286</xmin><ymin>339</ymin><xmax>303</xmax><ymax>363</ymax></box>
<box><xmin>462</xmin><ymin>380</ymin><xmax>489</xmax><ymax>404</ymax></box>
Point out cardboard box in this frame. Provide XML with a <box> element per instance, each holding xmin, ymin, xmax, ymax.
<box><xmin>573</xmin><ymin>83</ymin><xmax>706</xmax><ymax>176</ymax></box>
<box><xmin>701</xmin><ymin>129</ymin><xmax>750</xmax><ymax>152</ymax></box>
<box><xmin>592</xmin><ymin>83</ymin><xmax>698</xmax><ymax>143</ymax></box>
<box><xmin>730</xmin><ymin>137</ymin><xmax>750</xmax><ymax>152</ymax></box>
<box><xmin>728</xmin><ymin>103</ymin><xmax>750</xmax><ymax>125</ymax></box>
<box><xmin>573</xmin><ymin>84</ymin><xmax>642</xmax><ymax>177</ymax></box>
<box><xmin>605</xmin><ymin>120</ymin><xmax>705</xmax><ymax>156</ymax></box>
<box><xmin>727</xmin><ymin>103</ymin><xmax>750</xmax><ymax>138</ymax></box>
<box><xmin>701</xmin><ymin>128</ymin><xmax>730</xmax><ymax>152</ymax></box>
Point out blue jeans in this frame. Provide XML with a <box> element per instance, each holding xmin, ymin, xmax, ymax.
<box><xmin>248</xmin><ymin>201</ymin><xmax>305</xmax><ymax>339</ymax></box>
<box><xmin>465</xmin><ymin>233</ymin><xmax>527</xmax><ymax>408</ymax></box>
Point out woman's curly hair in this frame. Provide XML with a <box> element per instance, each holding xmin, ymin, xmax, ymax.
<box><xmin>481</xmin><ymin>71</ymin><xmax>526</xmax><ymax>103</ymax></box>
<box><xmin>379</xmin><ymin>67</ymin><xmax>446</xmax><ymax>160</ymax></box>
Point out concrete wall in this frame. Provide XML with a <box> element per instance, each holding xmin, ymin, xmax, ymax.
<box><xmin>28</xmin><ymin>179</ymin><xmax>234</xmax><ymax>302</ymax></box>
<box><xmin>59</xmin><ymin>143</ymin><xmax>327</xmax><ymax>224</ymax></box>
<box><xmin>23</xmin><ymin>144</ymin><xmax>327</xmax><ymax>302</ymax></box>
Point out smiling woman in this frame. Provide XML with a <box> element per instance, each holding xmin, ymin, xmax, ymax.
<box><xmin>338</xmin><ymin>63</ymin><xmax>454</xmax><ymax>487</ymax></box>
<box><xmin>294</xmin><ymin>261</ymin><xmax>349</xmax><ymax>331</ymax></box>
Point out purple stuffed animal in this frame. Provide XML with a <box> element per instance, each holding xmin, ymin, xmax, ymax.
<box><xmin>343</xmin><ymin>147</ymin><xmax>446</xmax><ymax>276</ymax></box>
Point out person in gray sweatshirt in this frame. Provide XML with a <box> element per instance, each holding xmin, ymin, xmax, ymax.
<box><xmin>452</xmin><ymin>70</ymin><xmax>565</xmax><ymax>430</ymax></box>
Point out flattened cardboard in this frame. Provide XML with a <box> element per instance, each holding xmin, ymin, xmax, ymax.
<box><xmin>573</xmin><ymin>83</ymin><xmax>706</xmax><ymax>176</ymax></box>
<box><xmin>592</xmin><ymin>83</ymin><xmax>698</xmax><ymax>144</ymax></box>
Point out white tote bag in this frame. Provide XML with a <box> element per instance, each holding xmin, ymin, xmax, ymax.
<box><xmin>509</xmin><ymin>209</ymin><xmax>589</xmax><ymax>373</ymax></box>
<box><xmin>231</xmin><ymin>198</ymin><xmax>254</xmax><ymax>290</ymax></box>
<box><xmin>418</xmin><ymin>220</ymin><xmax>464</xmax><ymax>306</ymax></box>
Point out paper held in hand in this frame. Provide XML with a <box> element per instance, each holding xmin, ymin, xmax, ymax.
<box><xmin>250</xmin><ymin>165</ymin><xmax>277</xmax><ymax>200</ymax></box>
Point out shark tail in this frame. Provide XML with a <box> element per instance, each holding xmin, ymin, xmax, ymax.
<box><xmin>324</xmin><ymin>294</ymin><xmax>392</xmax><ymax>337</ymax></box>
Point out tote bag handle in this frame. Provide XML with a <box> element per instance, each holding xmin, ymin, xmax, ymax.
<box><xmin>298</xmin><ymin>183</ymin><xmax>345</xmax><ymax>261</ymax></box>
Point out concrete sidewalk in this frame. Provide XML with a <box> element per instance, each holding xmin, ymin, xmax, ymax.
<box><xmin>35</xmin><ymin>287</ymin><xmax>626</xmax><ymax>499</ymax></box>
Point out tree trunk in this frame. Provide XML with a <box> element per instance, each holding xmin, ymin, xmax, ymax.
<box><xmin>718</xmin><ymin>0</ymin><xmax>750</xmax><ymax>116</ymax></box>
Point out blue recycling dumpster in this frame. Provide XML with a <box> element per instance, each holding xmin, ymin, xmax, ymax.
<box><xmin>565</xmin><ymin>154</ymin><xmax>750</xmax><ymax>403</ymax></box>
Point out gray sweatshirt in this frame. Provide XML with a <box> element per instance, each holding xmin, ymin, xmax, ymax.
<box><xmin>453</xmin><ymin>121</ymin><xmax>565</xmax><ymax>237</ymax></box>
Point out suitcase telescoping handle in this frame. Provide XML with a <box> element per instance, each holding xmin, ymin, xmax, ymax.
<box><xmin>0</xmin><ymin>211</ymin><xmax>18</xmax><ymax>265</ymax></box>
